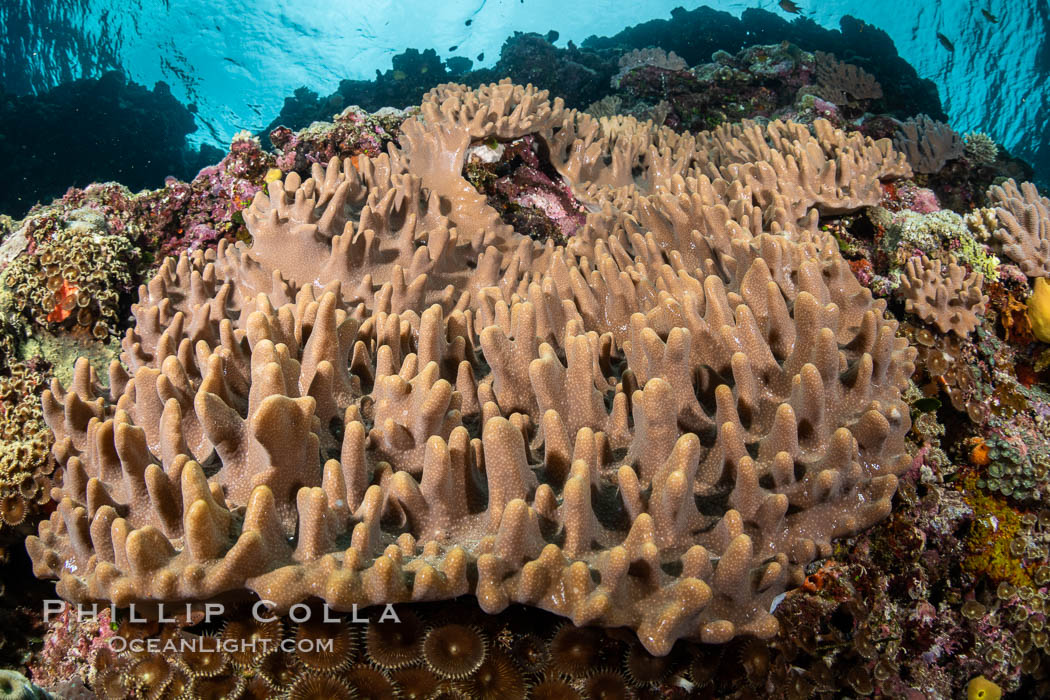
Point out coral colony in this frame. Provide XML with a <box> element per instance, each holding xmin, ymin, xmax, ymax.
<box><xmin>1</xmin><ymin>20</ymin><xmax>1050</xmax><ymax>700</ymax></box>
<box><xmin>27</xmin><ymin>80</ymin><xmax>918</xmax><ymax>656</ymax></box>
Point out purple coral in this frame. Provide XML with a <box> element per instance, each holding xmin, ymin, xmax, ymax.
<box><xmin>136</xmin><ymin>132</ymin><xmax>274</xmax><ymax>258</ymax></box>
<box><xmin>270</xmin><ymin>105</ymin><xmax>405</xmax><ymax>173</ymax></box>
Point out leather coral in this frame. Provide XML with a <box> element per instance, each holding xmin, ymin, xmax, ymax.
<box><xmin>27</xmin><ymin>80</ymin><xmax>915</xmax><ymax>655</ymax></box>
<box><xmin>898</xmin><ymin>255</ymin><xmax>988</xmax><ymax>337</ymax></box>
<box><xmin>988</xmin><ymin>178</ymin><xmax>1050</xmax><ymax>278</ymax></box>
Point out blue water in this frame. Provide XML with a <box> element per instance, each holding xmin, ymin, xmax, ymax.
<box><xmin>2</xmin><ymin>0</ymin><xmax>1048</xmax><ymax>177</ymax></box>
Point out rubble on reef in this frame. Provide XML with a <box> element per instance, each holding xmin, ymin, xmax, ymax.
<box><xmin>0</xmin><ymin>32</ymin><xmax>1049</xmax><ymax>700</ymax></box>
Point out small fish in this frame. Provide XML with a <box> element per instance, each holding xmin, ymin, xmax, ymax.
<box><xmin>465</xmin><ymin>18</ymin><xmax>472</xmax><ymax>26</ymax></box>
<box><xmin>936</xmin><ymin>32</ymin><xmax>955</xmax><ymax>51</ymax></box>
<box><xmin>392</xmin><ymin>69</ymin><xmax>407</xmax><ymax>81</ymax></box>
<box><xmin>981</xmin><ymin>9</ymin><xmax>998</xmax><ymax>22</ymax></box>
<box><xmin>779</xmin><ymin>0</ymin><xmax>802</xmax><ymax>14</ymax></box>
<box><xmin>476</xmin><ymin>52</ymin><xmax>485</xmax><ymax>62</ymax></box>
<box><xmin>448</xmin><ymin>45</ymin><xmax>458</xmax><ymax>51</ymax></box>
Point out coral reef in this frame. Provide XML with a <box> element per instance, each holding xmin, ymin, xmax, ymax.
<box><xmin>479</xmin><ymin>32</ymin><xmax>618</xmax><ymax>110</ymax></box>
<box><xmin>965</xmin><ymin>131</ymin><xmax>1000</xmax><ymax>167</ymax></box>
<box><xmin>26</xmin><ymin>80</ymin><xmax>916</xmax><ymax>655</ymax></box>
<box><xmin>259</xmin><ymin>6</ymin><xmax>947</xmax><ymax>141</ymax></box>
<box><xmin>29</xmin><ymin>605</ymin><xmax>116</xmax><ymax>692</ymax></box>
<box><xmin>869</xmin><ymin>206</ymin><xmax>1001</xmax><ymax>294</ymax></box>
<box><xmin>134</xmin><ymin>132</ymin><xmax>276</xmax><ymax>260</ymax></box>
<box><xmin>0</xmin><ymin>204</ymin><xmax>138</xmax><ymax>346</ymax></box>
<box><xmin>463</xmin><ymin>133</ymin><xmax>586</xmax><ymax>245</ymax></box>
<box><xmin>26</xmin><ymin>599</ymin><xmax>698</xmax><ymax>698</ymax></box>
<box><xmin>766</xmin><ymin>468</ymin><xmax>1048</xmax><ymax>698</ymax></box>
<box><xmin>611</xmin><ymin>47</ymin><xmax>687</xmax><ymax>87</ymax></box>
<box><xmin>0</xmin><ymin>131</ymin><xmax>294</xmax><ymax>383</ymax></box>
<box><xmin>580</xmin><ymin>7</ymin><xmax>945</xmax><ymax>120</ymax></box>
<box><xmin>268</xmin><ymin>106</ymin><xmax>406</xmax><ymax>175</ymax></box>
<box><xmin>30</xmin><ymin>492</ymin><xmax>1050</xmax><ymax>700</ymax></box>
<box><xmin>618</xmin><ymin>41</ymin><xmax>817</xmax><ymax>132</ymax></box>
<box><xmin>2</xmin><ymin>15</ymin><xmax>1048</xmax><ymax>697</ymax></box>
<box><xmin>766</xmin><ymin>130</ymin><xmax>1050</xmax><ymax>696</ymax></box>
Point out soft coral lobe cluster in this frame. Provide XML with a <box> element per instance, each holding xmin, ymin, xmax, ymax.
<box><xmin>26</xmin><ymin>80</ymin><xmax>917</xmax><ymax>659</ymax></box>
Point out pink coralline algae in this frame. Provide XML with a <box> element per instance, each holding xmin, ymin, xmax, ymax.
<box><xmin>810</xmin><ymin>96</ymin><xmax>839</xmax><ymax>121</ymax></box>
<box><xmin>136</xmin><ymin>132</ymin><xmax>275</xmax><ymax>259</ymax></box>
<box><xmin>44</xmin><ymin>118</ymin><xmax>401</xmax><ymax>265</ymax></box>
<box><xmin>29</xmin><ymin>604</ymin><xmax>116</xmax><ymax>691</ymax></box>
<box><xmin>20</xmin><ymin>134</ymin><xmax>275</xmax><ymax>265</ymax></box>
<box><xmin>484</xmin><ymin>134</ymin><xmax>587</xmax><ymax>243</ymax></box>
<box><xmin>882</xmin><ymin>181</ymin><xmax>942</xmax><ymax>215</ymax></box>
<box><xmin>268</xmin><ymin>104</ymin><xmax>406</xmax><ymax>173</ymax></box>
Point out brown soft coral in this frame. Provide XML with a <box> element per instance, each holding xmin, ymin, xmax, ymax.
<box><xmin>898</xmin><ymin>255</ymin><xmax>988</xmax><ymax>337</ymax></box>
<box><xmin>701</xmin><ymin>118</ymin><xmax>911</xmax><ymax>219</ymax></box>
<box><xmin>893</xmin><ymin>114</ymin><xmax>964</xmax><ymax>174</ymax></box>
<box><xmin>27</xmin><ymin>81</ymin><xmax>915</xmax><ymax>656</ymax></box>
<box><xmin>543</xmin><ymin>110</ymin><xmax>910</xmax><ymax>224</ymax></box>
<box><xmin>988</xmin><ymin>179</ymin><xmax>1050</xmax><ymax>278</ymax></box>
<box><xmin>813</xmin><ymin>51</ymin><xmax>883</xmax><ymax>105</ymax></box>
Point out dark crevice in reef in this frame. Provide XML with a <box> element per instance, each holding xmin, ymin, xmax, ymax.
<box><xmin>0</xmin><ymin>528</ymin><xmax>52</xmax><ymax>669</ymax></box>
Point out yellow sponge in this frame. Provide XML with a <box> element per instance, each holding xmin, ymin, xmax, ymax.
<box><xmin>1028</xmin><ymin>277</ymin><xmax>1050</xmax><ymax>342</ymax></box>
<box><xmin>967</xmin><ymin>675</ymin><xmax>1002</xmax><ymax>700</ymax></box>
